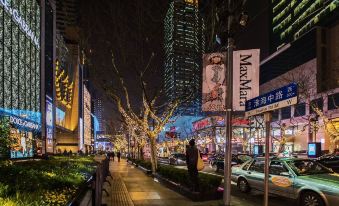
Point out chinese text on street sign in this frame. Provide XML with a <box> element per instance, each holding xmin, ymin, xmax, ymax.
<box><xmin>245</xmin><ymin>83</ymin><xmax>298</xmax><ymax>117</ymax></box>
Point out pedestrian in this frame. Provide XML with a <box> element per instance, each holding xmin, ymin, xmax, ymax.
<box><xmin>117</xmin><ymin>151</ymin><xmax>121</xmax><ymax>162</ymax></box>
<box><xmin>111</xmin><ymin>151</ymin><xmax>115</xmax><ymax>162</ymax></box>
<box><xmin>186</xmin><ymin>139</ymin><xmax>199</xmax><ymax>192</ymax></box>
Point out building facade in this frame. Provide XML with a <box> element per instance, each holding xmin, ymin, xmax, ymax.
<box><xmin>93</xmin><ymin>97</ymin><xmax>104</xmax><ymax>131</ymax></box>
<box><xmin>0</xmin><ymin>0</ymin><xmax>42</xmax><ymax>158</ymax></box>
<box><xmin>270</xmin><ymin>0</ymin><xmax>339</xmax><ymax>52</ymax></box>
<box><xmin>164</xmin><ymin>0</ymin><xmax>205</xmax><ymax>115</ymax></box>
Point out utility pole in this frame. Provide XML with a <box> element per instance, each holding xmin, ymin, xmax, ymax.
<box><xmin>223</xmin><ymin>0</ymin><xmax>234</xmax><ymax>205</ymax></box>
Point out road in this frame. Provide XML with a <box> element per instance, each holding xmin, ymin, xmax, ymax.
<box><xmin>158</xmin><ymin>159</ymin><xmax>296</xmax><ymax>206</ymax></box>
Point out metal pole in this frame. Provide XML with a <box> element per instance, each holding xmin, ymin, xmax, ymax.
<box><xmin>224</xmin><ymin>0</ymin><xmax>234</xmax><ymax>205</ymax></box>
<box><xmin>264</xmin><ymin>112</ymin><xmax>271</xmax><ymax>206</ymax></box>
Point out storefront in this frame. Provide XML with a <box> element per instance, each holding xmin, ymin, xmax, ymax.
<box><xmin>192</xmin><ymin>116</ymin><xmax>250</xmax><ymax>154</ymax></box>
<box><xmin>0</xmin><ymin>113</ymin><xmax>41</xmax><ymax>158</ymax></box>
<box><xmin>1</xmin><ymin>0</ymin><xmax>42</xmax><ymax>157</ymax></box>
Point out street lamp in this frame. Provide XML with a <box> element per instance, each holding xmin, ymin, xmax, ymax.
<box><xmin>223</xmin><ymin>1</ymin><xmax>248</xmax><ymax>206</ymax></box>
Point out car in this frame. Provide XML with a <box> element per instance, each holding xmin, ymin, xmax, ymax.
<box><xmin>231</xmin><ymin>157</ymin><xmax>339</xmax><ymax>206</ymax></box>
<box><xmin>214</xmin><ymin>154</ymin><xmax>252</xmax><ymax>172</ymax></box>
<box><xmin>317</xmin><ymin>154</ymin><xmax>339</xmax><ymax>173</ymax></box>
<box><xmin>168</xmin><ymin>153</ymin><xmax>186</xmax><ymax>165</ymax></box>
<box><xmin>208</xmin><ymin>153</ymin><xmax>223</xmax><ymax>167</ymax></box>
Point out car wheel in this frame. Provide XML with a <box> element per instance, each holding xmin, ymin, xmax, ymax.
<box><xmin>300</xmin><ymin>191</ymin><xmax>324</xmax><ymax>206</ymax></box>
<box><xmin>237</xmin><ymin>178</ymin><xmax>250</xmax><ymax>193</ymax></box>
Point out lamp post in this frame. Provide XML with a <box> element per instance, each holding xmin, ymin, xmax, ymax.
<box><xmin>223</xmin><ymin>1</ymin><xmax>248</xmax><ymax>205</ymax></box>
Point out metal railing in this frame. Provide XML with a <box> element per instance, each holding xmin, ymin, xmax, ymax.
<box><xmin>91</xmin><ymin>156</ymin><xmax>111</xmax><ymax>206</ymax></box>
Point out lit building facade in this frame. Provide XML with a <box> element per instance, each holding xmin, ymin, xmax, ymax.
<box><xmin>271</xmin><ymin>0</ymin><xmax>339</xmax><ymax>51</ymax></box>
<box><xmin>0</xmin><ymin>0</ymin><xmax>42</xmax><ymax>158</ymax></box>
<box><xmin>164</xmin><ymin>0</ymin><xmax>205</xmax><ymax>115</ymax></box>
<box><xmin>83</xmin><ymin>85</ymin><xmax>91</xmax><ymax>152</ymax></box>
<box><xmin>93</xmin><ymin>97</ymin><xmax>104</xmax><ymax>131</ymax></box>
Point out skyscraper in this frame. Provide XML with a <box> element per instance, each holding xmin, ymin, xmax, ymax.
<box><xmin>270</xmin><ymin>0</ymin><xmax>339</xmax><ymax>52</ymax></box>
<box><xmin>56</xmin><ymin>0</ymin><xmax>79</xmax><ymax>38</ymax></box>
<box><xmin>164</xmin><ymin>0</ymin><xmax>205</xmax><ymax>115</ymax></box>
<box><xmin>93</xmin><ymin>97</ymin><xmax>104</xmax><ymax>131</ymax></box>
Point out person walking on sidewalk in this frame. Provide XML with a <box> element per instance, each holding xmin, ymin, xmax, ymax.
<box><xmin>186</xmin><ymin>139</ymin><xmax>199</xmax><ymax>192</ymax></box>
<box><xmin>111</xmin><ymin>151</ymin><xmax>115</xmax><ymax>162</ymax></box>
<box><xmin>117</xmin><ymin>151</ymin><xmax>121</xmax><ymax>162</ymax></box>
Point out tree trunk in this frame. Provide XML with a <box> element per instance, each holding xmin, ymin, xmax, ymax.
<box><xmin>149</xmin><ymin>136</ymin><xmax>157</xmax><ymax>175</ymax></box>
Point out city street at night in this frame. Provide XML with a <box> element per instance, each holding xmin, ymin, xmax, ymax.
<box><xmin>1</xmin><ymin>0</ymin><xmax>339</xmax><ymax>206</ymax></box>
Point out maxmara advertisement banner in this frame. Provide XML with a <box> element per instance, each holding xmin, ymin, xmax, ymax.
<box><xmin>202</xmin><ymin>53</ymin><xmax>227</xmax><ymax>112</ymax></box>
<box><xmin>202</xmin><ymin>49</ymin><xmax>259</xmax><ymax>112</ymax></box>
<box><xmin>233</xmin><ymin>49</ymin><xmax>260</xmax><ymax>111</ymax></box>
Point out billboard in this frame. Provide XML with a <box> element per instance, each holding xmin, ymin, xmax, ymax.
<box><xmin>202</xmin><ymin>53</ymin><xmax>226</xmax><ymax>111</ymax></box>
<box><xmin>233</xmin><ymin>49</ymin><xmax>260</xmax><ymax>111</ymax></box>
<box><xmin>46</xmin><ymin>96</ymin><xmax>54</xmax><ymax>153</ymax></box>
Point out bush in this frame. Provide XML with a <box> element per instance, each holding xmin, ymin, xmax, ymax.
<box><xmin>157</xmin><ymin>164</ymin><xmax>222</xmax><ymax>193</ymax></box>
<box><xmin>0</xmin><ymin>156</ymin><xmax>96</xmax><ymax>205</ymax></box>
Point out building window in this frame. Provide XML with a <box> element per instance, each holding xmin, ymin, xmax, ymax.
<box><xmin>310</xmin><ymin>98</ymin><xmax>323</xmax><ymax>114</ymax></box>
<box><xmin>294</xmin><ymin>103</ymin><xmax>306</xmax><ymax>117</ymax></box>
<box><xmin>328</xmin><ymin>93</ymin><xmax>339</xmax><ymax>110</ymax></box>
<box><xmin>281</xmin><ymin>106</ymin><xmax>291</xmax><ymax>120</ymax></box>
<box><xmin>272</xmin><ymin>110</ymin><xmax>279</xmax><ymax>121</ymax></box>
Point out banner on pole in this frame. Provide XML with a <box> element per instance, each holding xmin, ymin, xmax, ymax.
<box><xmin>202</xmin><ymin>53</ymin><xmax>227</xmax><ymax>111</ymax></box>
<box><xmin>233</xmin><ymin>49</ymin><xmax>260</xmax><ymax>111</ymax></box>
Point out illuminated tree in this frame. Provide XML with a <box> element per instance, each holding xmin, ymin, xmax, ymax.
<box><xmin>107</xmin><ymin>53</ymin><xmax>180</xmax><ymax>175</ymax></box>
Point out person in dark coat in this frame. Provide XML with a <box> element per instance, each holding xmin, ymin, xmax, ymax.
<box><xmin>117</xmin><ymin>151</ymin><xmax>121</xmax><ymax>162</ymax></box>
<box><xmin>111</xmin><ymin>151</ymin><xmax>115</xmax><ymax>161</ymax></box>
<box><xmin>186</xmin><ymin>139</ymin><xmax>199</xmax><ymax>192</ymax></box>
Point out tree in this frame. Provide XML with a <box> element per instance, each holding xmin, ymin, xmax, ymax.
<box><xmin>107</xmin><ymin>53</ymin><xmax>180</xmax><ymax>175</ymax></box>
<box><xmin>0</xmin><ymin>118</ymin><xmax>14</xmax><ymax>159</ymax></box>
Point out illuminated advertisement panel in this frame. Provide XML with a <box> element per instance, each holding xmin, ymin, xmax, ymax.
<box><xmin>46</xmin><ymin>96</ymin><xmax>54</xmax><ymax>153</ymax></box>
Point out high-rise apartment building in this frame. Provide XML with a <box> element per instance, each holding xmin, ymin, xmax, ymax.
<box><xmin>164</xmin><ymin>0</ymin><xmax>205</xmax><ymax>115</ymax></box>
<box><xmin>93</xmin><ymin>97</ymin><xmax>104</xmax><ymax>131</ymax></box>
<box><xmin>56</xmin><ymin>0</ymin><xmax>79</xmax><ymax>38</ymax></box>
<box><xmin>271</xmin><ymin>0</ymin><xmax>339</xmax><ymax>52</ymax></box>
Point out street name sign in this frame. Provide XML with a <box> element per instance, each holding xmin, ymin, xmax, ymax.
<box><xmin>245</xmin><ymin>83</ymin><xmax>298</xmax><ymax>117</ymax></box>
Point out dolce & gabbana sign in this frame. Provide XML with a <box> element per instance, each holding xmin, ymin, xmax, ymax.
<box><xmin>10</xmin><ymin>116</ymin><xmax>40</xmax><ymax>130</ymax></box>
<box><xmin>0</xmin><ymin>0</ymin><xmax>40</xmax><ymax>48</ymax></box>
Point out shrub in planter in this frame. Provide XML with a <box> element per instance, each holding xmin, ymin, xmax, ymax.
<box><xmin>157</xmin><ymin>165</ymin><xmax>222</xmax><ymax>193</ymax></box>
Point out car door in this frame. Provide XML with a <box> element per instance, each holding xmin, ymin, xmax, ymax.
<box><xmin>269</xmin><ymin>160</ymin><xmax>294</xmax><ymax>198</ymax></box>
<box><xmin>245</xmin><ymin>159</ymin><xmax>265</xmax><ymax>190</ymax></box>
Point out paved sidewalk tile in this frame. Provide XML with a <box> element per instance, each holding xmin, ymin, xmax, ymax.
<box><xmin>106</xmin><ymin>160</ymin><xmax>293</xmax><ymax>206</ymax></box>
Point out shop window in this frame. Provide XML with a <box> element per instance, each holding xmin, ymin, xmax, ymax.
<box><xmin>294</xmin><ymin>103</ymin><xmax>306</xmax><ymax>117</ymax></box>
<box><xmin>310</xmin><ymin>98</ymin><xmax>323</xmax><ymax>114</ymax></box>
<box><xmin>272</xmin><ymin>110</ymin><xmax>279</xmax><ymax>121</ymax></box>
<box><xmin>281</xmin><ymin>106</ymin><xmax>291</xmax><ymax>120</ymax></box>
<box><xmin>328</xmin><ymin>93</ymin><xmax>339</xmax><ymax>110</ymax></box>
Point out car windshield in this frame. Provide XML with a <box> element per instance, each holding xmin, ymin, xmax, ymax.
<box><xmin>287</xmin><ymin>160</ymin><xmax>333</xmax><ymax>176</ymax></box>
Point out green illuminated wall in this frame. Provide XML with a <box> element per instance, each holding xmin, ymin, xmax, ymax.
<box><xmin>271</xmin><ymin>0</ymin><xmax>339</xmax><ymax>50</ymax></box>
<box><xmin>0</xmin><ymin>0</ymin><xmax>41</xmax><ymax>117</ymax></box>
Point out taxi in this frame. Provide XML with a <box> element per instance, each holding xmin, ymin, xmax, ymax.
<box><xmin>231</xmin><ymin>157</ymin><xmax>339</xmax><ymax>206</ymax></box>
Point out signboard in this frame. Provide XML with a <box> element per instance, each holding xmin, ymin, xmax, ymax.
<box><xmin>245</xmin><ymin>83</ymin><xmax>298</xmax><ymax>117</ymax></box>
<box><xmin>0</xmin><ymin>0</ymin><xmax>40</xmax><ymax>48</ymax></box>
<box><xmin>193</xmin><ymin>117</ymin><xmax>212</xmax><ymax>131</ymax></box>
<box><xmin>202</xmin><ymin>53</ymin><xmax>226</xmax><ymax>111</ymax></box>
<box><xmin>10</xmin><ymin>116</ymin><xmax>40</xmax><ymax>130</ymax></box>
<box><xmin>233</xmin><ymin>49</ymin><xmax>260</xmax><ymax>111</ymax></box>
<box><xmin>46</xmin><ymin>96</ymin><xmax>54</xmax><ymax>153</ymax></box>
<box><xmin>308</xmin><ymin>142</ymin><xmax>321</xmax><ymax>158</ymax></box>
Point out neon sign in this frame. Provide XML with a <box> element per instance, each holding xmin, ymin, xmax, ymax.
<box><xmin>0</xmin><ymin>0</ymin><xmax>40</xmax><ymax>48</ymax></box>
<box><xmin>10</xmin><ymin>116</ymin><xmax>40</xmax><ymax>130</ymax></box>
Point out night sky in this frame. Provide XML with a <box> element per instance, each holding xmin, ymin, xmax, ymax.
<box><xmin>78</xmin><ymin>0</ymin><xmax>269</xmax><ymax>124</ymax></box>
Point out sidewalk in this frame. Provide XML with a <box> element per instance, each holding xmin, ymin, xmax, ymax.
<box><xmin>101</xmin><ymin>160</ymin><xmax>292</xmax><ymax>206</ymax></box>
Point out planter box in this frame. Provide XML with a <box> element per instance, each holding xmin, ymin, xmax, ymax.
<box><xmin>154</xmin><ymin>174</ymin><xmax>222</xmax><ymax>201</ymax></box>
<box><xmin>127</xmin><ymin>160</ymin><xmax>152</xmax><ymax>175</ymax></box>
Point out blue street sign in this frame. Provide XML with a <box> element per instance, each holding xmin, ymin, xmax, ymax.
<box><xmin>245</xmin><ymin>83</ymin><xmax>298</xmax><ymax>117</ymax></box>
